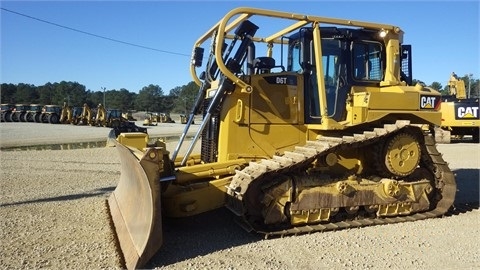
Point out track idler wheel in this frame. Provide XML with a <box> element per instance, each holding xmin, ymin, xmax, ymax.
<box><xmin>377</xmin><ymin>131</ymin><xmax>421</xmax><ymax>177</ymax></box>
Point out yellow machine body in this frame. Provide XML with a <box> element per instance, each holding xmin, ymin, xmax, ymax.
<box><xmin>143</xmin><ymin>112</ymin><xmax>159</xmax><ymax>126</ymax></box>
<box><xmin>435</xmin><ymin>73</ymin><xmax>479</xmax><ymax>143</ymax></box>
<box><xmin>78</xmin><ymin>103</ymin><xmax>93</xmax><ymax>125</ymax></box>
<box><xmin>108</xmin><ymin>7</ymin><xmax>456</xmax><ymax>269</ymax></box>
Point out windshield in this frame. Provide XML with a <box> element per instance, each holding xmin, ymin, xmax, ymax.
<box><xmin>46</xmin><ymin>107</ymin><xmax>60</xmax><ymax>113</ymax></box>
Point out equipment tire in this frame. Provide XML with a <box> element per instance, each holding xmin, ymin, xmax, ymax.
<box><xmin>48</xmin><ymin>114</ymin><xmax>60</xmax><ymax>124</ymax></box>
<box><xmin>21</xmin><ymin>113</ymin><xmax>28</xmax><ymax>122</ymax></box>
<box><xmin>13</xmin><ymin>113</ymin><xmax>20</xmax><ymax>122</ymax></box>
<box><xmin>33</xmin><ymin>113</ymin><xmax>41</xmax><ymax>123</ymax></box>
<box><xmin>7</xmin><ymin>113</ymin><xmax>15</xmax><ymax>122</ymax></box>
<box><xmin>4</xmin><ymin>112</ymin><xmax>11</xmax><ymax>122</ymax></box>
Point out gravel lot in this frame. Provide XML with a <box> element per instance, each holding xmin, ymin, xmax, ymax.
<box><xmin>0</xmin><ymin>120</ymin><xmax>199</xmax><ymax>149</ymax></box>
<box><xmin>0</xmin><ymin>122</ymin><xmax>479</xmax><ymax>269</ymax></box>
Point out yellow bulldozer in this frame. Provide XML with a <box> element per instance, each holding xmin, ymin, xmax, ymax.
<box><xmin>143</xmin><ymin>112</ymin><xmax>175</xmax><ymax>125</ymax></box>
<box><xmin>434</xmin><ymin>72</ymin><xmax>479</xmax><ymax>143</ymax></box>
<box><xmin>142</xmin><ymin>112</ymin><xmax>159</xmax><ymax>126</ymax></box>
<box><xmin>107</xmin><ymin>7</ymin><xmax>456</xmax><ymax>269</ymax></box>
<box><xmin>158</xmin><ymin>112</ymin><xmax>175</xmax><ymax>123</ymax></box>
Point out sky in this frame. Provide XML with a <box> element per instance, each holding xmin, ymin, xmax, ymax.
<box><xmin>1</xmin><ymin>0</ymin><xmax>479</xmax><ymax>94</ymax></box>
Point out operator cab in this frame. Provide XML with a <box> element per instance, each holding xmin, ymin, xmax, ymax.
<box><xmin>286</xmin><ymin>27</ymin><xmax>386</xmax><ymax>124</ymax></box>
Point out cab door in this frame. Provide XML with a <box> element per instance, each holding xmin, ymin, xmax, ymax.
<box><xmin>290</xmin><ymin>28</ymin><xmax>349</xmax><ymax>124</ymax></box>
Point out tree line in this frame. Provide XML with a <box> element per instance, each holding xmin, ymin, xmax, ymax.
<box><xmin>1</xmin><ymin>75</ymin><xmax>478</xmax><ymax>113</ymax></box>
<box><xmin>0</xmin><ymin>81</ymin><xmax>200</xmax><ymax>114</ymax></box>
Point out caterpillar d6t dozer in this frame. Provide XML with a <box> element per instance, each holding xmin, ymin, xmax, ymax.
<box><xmin>108</xmin><ymin>7</ymin><xmax>456</xmax><ymax>269</ymax></box>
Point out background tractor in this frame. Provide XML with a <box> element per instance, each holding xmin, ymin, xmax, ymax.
<box><xmin>1</xmin><ymin>103</ymin><xmax>15</xmax><ymax>122</ymax></box>
<box><xmin>24</xmin><ymin>104</ymin><xmax>44</xmax><ymax>122</ymax></box>
<box><xmin>104</xmin><ymin>109</ymin><xmax>126</xmax><ymax>128</ymax></box>
<box><xmin>40</xmin><ymin>105</ymin><xmax>61</xmax><ymax>124</ymax></box>
<box><xmin>9</xmin><ymin>104</ymin><xmax>30</xmax><ymax>122</ymax></box>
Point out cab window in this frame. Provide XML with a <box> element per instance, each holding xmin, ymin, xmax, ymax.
<box><xmin>352</xmin><ymin>42</ymin><xmax>382</xmax><ymax>81</ymax></box>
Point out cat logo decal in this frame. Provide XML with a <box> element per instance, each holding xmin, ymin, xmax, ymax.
<box><xmin>420</xmin><ymin>95</ymin><xmax>440</xmax><ymax>110</ymax></box>
<box><xmin>455</xmin><ymin>104</ymin><xmax>479</xmax><ymax>120</ymax></box>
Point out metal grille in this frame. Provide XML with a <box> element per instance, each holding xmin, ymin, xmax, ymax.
<box><xmin>201</xmin><ymin>98</ymin><xmax>220</xmax><ymax>163</ymax></box>
<box><xmin>368</xmin><ymin>57</ymin><xmax>382</xmax><ymax>80</ymax></box>
<box><xmin>401</xmin><ymin>45</ymin><xmax>413</xmax><ymax>85</ymax></box>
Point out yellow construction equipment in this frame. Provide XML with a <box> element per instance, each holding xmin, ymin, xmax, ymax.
<box><xmin>143</xmin><ymin>112</ymin><xmax>175</xmax><ymax>125</ymax></box>
<box><xmin>435</xmin><ymin>72</ymin><xmax>479</xmax><ymax>143</ymax></box>
<box><xmin>40</xmin><ymin>105</ymin><xmax>61</xmax><ymax>124</ymax></box>
<box><xmin>107</xmin><ymin>7</ymin><xmax>456</xmax><ymax>269</ymax></box>
<box><xmin>158</xmin><ymin>112</ymin><xmax>175</xmax><ymax>123</ymax></box>
<box><xmin>59</xmin><ymin>102</ymin><xmax>74</xmax><ymax>124</ymax></box>
<box><xmin>104</xmin><ymin>109</ymin><xmax>123</xmax><ymax>128</ymax></box>
<box><xmin>78</xmin><ymin>103</ymin><xmax>93</xmax><ymax>125</ymax></box>
<box><xmin>142</xmin><ymin>112</ymin><xmax>160</xmax><ymax>126</ymax></box>
<box><xmin>122</xmin><ymin>110</ymin><xmax>137</xmax><ymax>121</ymax></box>
<box><xmin>94</xmin><ymin>103</ymin><xmax>107</xmax><ymax>127</ymax></box>
<box><xmin>179</xmin><ymin>114</ymin><xmax>194</xmax><ymax>124</ymax></box>
<box><xmin>0</xmin><ymin>103</ymin><xmax>15</xmax><ymax>122</ymax></box>
<box><xmin>24</xmin><ymin>104</ymin><xmax>44</xmax><ymax>122</ymax></box>
<box><xmin>9</xmin><ymin>104</ymin><xmax>30</xmax><ymax>122</ymax></box>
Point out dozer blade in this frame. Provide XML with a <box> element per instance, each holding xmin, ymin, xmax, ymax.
<box><xmin>108</xmin><ymin>139</ymin><xmax>165</xmax><ymax>269</ymax></box>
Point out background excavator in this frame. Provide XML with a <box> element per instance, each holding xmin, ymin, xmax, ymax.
<box><xmin>434</xmin><ymin>73</ymin><xmax>479</xmax><ymax>143</ymax></box>
<box><xmin>60</xmin><ymin>102</ymin><xmax>74</xmax><ymax>124</ymax></box>
<box><xmin>94</xmin><ymin>103</ymin><xmax>107</xmax><ymax>127</ymax></box>
<box><xmin>107</xmin><ymin>7</ymin><xmax>456</xmax><ymax>269</ymax></box>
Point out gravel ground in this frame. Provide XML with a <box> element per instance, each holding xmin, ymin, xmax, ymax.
<box><xmin>0</xmin><ymin>122</ymin><xmax>479</xmax><ymax>269</ymax></box>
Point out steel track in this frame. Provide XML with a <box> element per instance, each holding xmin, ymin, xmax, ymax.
<box><xmin>226</xmin><ymin>120</ymin><xmax>457</xmax><ymax>237</ymax></box>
